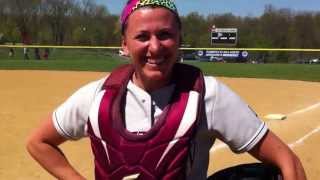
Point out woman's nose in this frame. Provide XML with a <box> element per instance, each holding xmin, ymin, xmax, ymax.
<box><xmin>148</xmin><ymin>36</ymin><xmax>162</xmax><ymax>54</ymax></box>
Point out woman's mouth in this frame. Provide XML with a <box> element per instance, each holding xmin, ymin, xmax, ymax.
<box><xmin>146</xmin><ymin>58</ymin><xmax>165</xmax><ymax>65</ymax></box>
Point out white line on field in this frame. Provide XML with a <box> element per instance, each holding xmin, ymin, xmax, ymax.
<box><xmin>287</xmin><ymin>102</ymin><xmax>320</xmax><ymax>117</ymax></box>
<box><xmin>211</xmin><ymin>125</ymin><xmax>320</xmax><ymax>153</ymax></box>
<box><xmin>289</xmin><ymin>126</ymin><xmax>320</xmax><ymax>148</ymax></box>
<box><xmin>210</xmin><ymin>102</ymin><xmax>320</xmax><ymax>153</ymax></box>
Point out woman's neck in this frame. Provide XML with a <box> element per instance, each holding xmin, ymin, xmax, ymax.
<box><xmin>132</xmin><ymin>73</ymin><xmax>171</xmax><ymax>92</ymax></box>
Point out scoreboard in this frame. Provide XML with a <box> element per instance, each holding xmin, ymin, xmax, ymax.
<box><xmin>211</xmin><ymin>28</ymin><xmax>238</xmax><ymax>46</ymax></box>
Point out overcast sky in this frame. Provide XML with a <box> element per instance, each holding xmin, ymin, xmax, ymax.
<box><xmin>96</xmin><ymin>0</ymin><xmax>320</xmax><ymax>17</ymax></box>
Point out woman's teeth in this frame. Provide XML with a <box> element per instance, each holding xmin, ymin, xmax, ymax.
<box><xmin>147</xmin><ymin>58</ymin><xmax>164</xmax><ymax>65</ymax></box>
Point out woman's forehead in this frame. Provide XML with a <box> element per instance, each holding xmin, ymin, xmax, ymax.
<box><xmin>129</xmin><ymin>7</ymin><xmax>176</xmax><ymax>20</ymax></box>
<box><xmin>126</xmin><ymin>8</ymin><xmax>179</xmax><ymax>30</ymax></box>
<box><xmin>121</xmin><ymin>0</ymin><xmax>178</xmax><ymax>26</ymax></box>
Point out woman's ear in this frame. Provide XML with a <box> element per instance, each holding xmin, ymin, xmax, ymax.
<box><xmin>121</xmin><ymin>36</ymin><xmax>129</xmax><ymax>56</ymax></box>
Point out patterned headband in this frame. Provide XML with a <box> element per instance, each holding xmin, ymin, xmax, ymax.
<box><xmin>120</xmin><ymin>0</ymin><xmax>178</xmax><ymax>27</ymax></box>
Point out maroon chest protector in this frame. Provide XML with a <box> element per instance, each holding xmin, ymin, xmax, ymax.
<box><xmin>87</xmin><ymin>63</ymin><xmax>205</xmax><ymax>180</ymax></box>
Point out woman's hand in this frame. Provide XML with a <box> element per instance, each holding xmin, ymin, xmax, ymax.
<box><xmin>249</xmin><ymin>130</ymin><xmax>307</xmax><ymax>180</ymax></box>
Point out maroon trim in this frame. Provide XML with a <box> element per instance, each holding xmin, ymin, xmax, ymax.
<box><xmin>98</xmin><ymin>89</ymin><xmax>124</xmax><ymax>148</ymax></box>
<box><xmin>87</xmin><ymin>63</ymin><xmax>205</xmax><ymax>179</ymax></box>
<box><xmin>107</xmin><ymin>63</ymin><xmax>204</xmax><ymax>141</ymax></box>
<box><xmin>103</xmin><ymin>64</ymin><xmax>134</xmax><ymax>90</ymax></box>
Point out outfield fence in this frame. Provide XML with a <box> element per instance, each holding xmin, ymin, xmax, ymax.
<box><xmin>0</xmin><ymin>45</ymin><xmax>319</xmax><ymax>64</ymax></box>
<box><xmin>1</xmin><ymin>45</ymin><xmax>320</xmax><ymax>82</ymax></box>
<box><xmin>1</xmin><ymin>44</ymin><xmax>320</xmax><ymax>52</ymax></box>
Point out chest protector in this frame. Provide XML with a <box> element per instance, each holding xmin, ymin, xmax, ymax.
<box><xmin>87</xmin><ymin>63</ymin><xmax>205</xmax><ymax>180</ymax></box>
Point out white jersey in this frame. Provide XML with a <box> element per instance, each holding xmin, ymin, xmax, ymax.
<box><xmin>53</xmin><ymin>76</ymin><xmax>267</xmax><ymax>179</ymax></box>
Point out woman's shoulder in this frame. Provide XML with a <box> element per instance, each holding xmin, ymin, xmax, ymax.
<box><xmin>203</xmin><ymin>75</ymin><xmax>217</xmax><ymax>84</ymax></box>
<box><xmin>77</xmin><ymin>77</ymin><xmax>107</xmax><ymax>96</ymax></box>
<box><xmin>203</xmin><ymin>75</ymin><xmax>219</xmax><ymax>93</ymax></box>
<box><xmin>64</xmin><ymin>76</ymin><xmax>108</xmax><ymax>104</ymax></box>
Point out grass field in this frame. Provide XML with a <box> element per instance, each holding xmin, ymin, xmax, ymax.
<box><xmin>1</xmin><ymin>48</ymin><xmax>320</xmax><ymax>82</ymax></box>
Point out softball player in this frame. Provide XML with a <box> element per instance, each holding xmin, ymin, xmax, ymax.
<box><xmin>27</xmin><ymin>0</ymin><xmax>306</xmax><ymax>179</ymax></box>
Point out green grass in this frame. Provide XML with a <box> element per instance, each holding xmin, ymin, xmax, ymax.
<box><xmin>0</xmin><ymin>48</ymin><xmax>127</xmax><ymax>71</ymax></box>
<box><xmin>0</xmin><ymin>59</ymin><xmax>127</xmax><ymax>72</ymax></box>
<box><xmin>187</xmin><ymin>61</ymin><xmax>320</xmax><ymax>82</ymax></box>
<box><xmin>1</xmin><ymin>48</ymin><xmax>320</xmax><ymax>82</ymax></box>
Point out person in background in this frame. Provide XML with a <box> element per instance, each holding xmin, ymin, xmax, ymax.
<box><xmin>34</xmin><ymin>48</ymin><xmax>41</xmax><ymax>60</ymax></box>
<box><xmin>9</xmin><ymin>48</ymin><xmax>14</xmax><ymax>58</ymax></box>
<box><xmin>23</xmin><ymin>47</ymin><xmax>29</xmax><ymax>60</ymax></box>
<box><xmin>43</xmin><ymin>48</ymin><xmax>49</xmax><ymax>60</ymax></box>
<box><xmin>26</xmin><ymin>0</ymin><xmax>306</xmax><ymax>179</ymax></box>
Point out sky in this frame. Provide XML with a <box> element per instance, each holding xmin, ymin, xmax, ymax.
<box><xmin>96</xmin><ymin>0</ymin><xmax>320</xmax><ymax>17</ymax></box>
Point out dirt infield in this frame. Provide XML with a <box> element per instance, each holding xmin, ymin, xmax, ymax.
<box><xmin>0</xmin><ymin>70</ymin><xmax>319</xmax><ymax>179</ymax></box>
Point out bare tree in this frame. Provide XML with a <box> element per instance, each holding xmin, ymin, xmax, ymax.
<box><xmin>41</xmin><ymin>0</ymin><xmax>76</xmax><ymax>45</ymax></box>
<box><xmin>5</xmin><ymin>0</ymin><xmax>41</xmax><ymax>44</ymax></box>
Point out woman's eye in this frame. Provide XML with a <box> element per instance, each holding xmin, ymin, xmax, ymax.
<box><xmin>135</xmin><ymin>34</ymin><xmax>149</xmax><ymax>42</ymax></box>
<box><xmin>158</xmin><ymin>31</ymin><xmax>173</xmax><ymax>40</ymax></box>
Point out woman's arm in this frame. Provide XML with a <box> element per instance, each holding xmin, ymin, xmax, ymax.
<box><xmin>248</xmin><ymin>130</ymin><xmax>306</xmax><ymax>180</ymax></box>
<box><xmin>26</xmin><ymin>115</ymin><xmax>86</xmax><ymax>180</ymax></box>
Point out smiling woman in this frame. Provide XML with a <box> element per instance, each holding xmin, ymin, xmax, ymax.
<box><xmin>121</xmin><ymin>7</ymin><xmax>181</xmax><ymax>91</ymax></box>
<box><xmin>26</xmin><ymin>0</ymin><xmax>306</xmax><ymax>180</ymax></box>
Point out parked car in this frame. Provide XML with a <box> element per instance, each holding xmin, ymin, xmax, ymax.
<box><xmin>180</xmin><ymin>52</ymin><xmax>197</xmax><ymax>61</ymax></box>
<box><xmin>197</xmin><ymin>56</ymin><xmax>213</xmax><ymax>62</ymax></box>
<box><xmin>293</xmin><ymin>59</ymin><xmax>309</xmax><ymax>64</ymax></box>
<box><xmin>309</xmin><ymin>58</ymin><xmax>320</xmax><ymax>64</ymax></box>
<box><xmin>211</xmin><ymin>56</ymin><xmax>225</xmax><ymax>62</ymax></box>
<box><xmin>118</xmin><ymin>49</ymin><xmax>126</xmax><ymax>56</ymax></box>
<box><xmin>197</xmin><ymin>56</ymin><xmax>225</xmax><ymax>62</ymax></box>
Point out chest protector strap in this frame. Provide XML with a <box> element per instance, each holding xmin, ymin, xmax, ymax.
<box><xmin>87</xmin><ymin>63</ymin><xmax>205</xmax><ymax>180</ymax></box>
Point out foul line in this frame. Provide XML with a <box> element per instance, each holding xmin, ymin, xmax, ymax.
<box><xmin>211</xmin><ymin>125</ymin><xmax>320</xmax><ymax>152</ymax></box>
<box><xmin>287</xmin><ymin>102</ymin><xmax>320</xmax><ymax>117</ymax></box>
<box><xmin>211</xmin><ymin>102</ymin><xmax>320</xmax><ymax>153</ymax></box>
<box><xmin>289</xmin><ymin>126</ymin><xmax>320</xmax><ymax>148</ymax></box>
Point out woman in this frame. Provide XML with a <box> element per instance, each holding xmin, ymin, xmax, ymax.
<box><xmin>26</xmin><ymin>0</ymin><xmax>306</xmax><ymax>179</ymax></box>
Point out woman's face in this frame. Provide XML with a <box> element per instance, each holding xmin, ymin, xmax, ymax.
<box><xmin>122</xmin><ymin>7</ymin><xmax>180</xmax><ymax>91</ymax></box>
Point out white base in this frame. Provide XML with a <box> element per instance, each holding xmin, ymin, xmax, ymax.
<box><xmin>264</xmin><ymin>114</ymin><xmax>287</xmax><ymax>120</ymax></box>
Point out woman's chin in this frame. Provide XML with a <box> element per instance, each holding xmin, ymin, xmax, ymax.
<box><xmin>144</xmin><ymin>70</ymin><xmax>169</xmax><ymax>83</ymax></box>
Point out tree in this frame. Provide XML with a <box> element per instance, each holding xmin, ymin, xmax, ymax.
<box><xmin>5</xmin><ymin>0</ymin><xmax>42</xmax><ymax>44</ymax></box>
<box><xmin>41</xmin><ymin>0</ymin><xmax>76</xmax><ymax>45</ymax></box>
<box><xmin>1</xmin><ymin>0</ymin><xmax>320</xmax><ymax>52</ymax></box>
<box><xmin>181</xmin><ymin>12</ymin><xmax>208</xmax><ymax>47</ymax></box>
